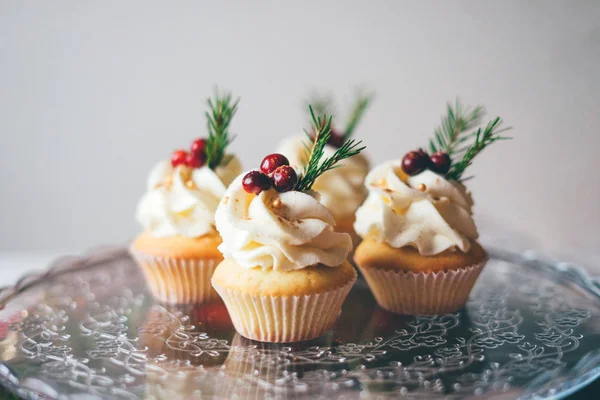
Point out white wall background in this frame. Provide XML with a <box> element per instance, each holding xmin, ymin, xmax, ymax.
<box><xmin>1</xmin><ymin>1</ymin><xmax>598</xmax><ymax>264</ymax></box>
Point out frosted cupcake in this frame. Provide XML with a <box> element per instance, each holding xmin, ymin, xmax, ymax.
<box><xmin>275</xmin><ymin>92</ymin><xmax>372</xmax><ymax>245</ymax></box>
<box><xmin>354</xmin><ymin>101</ymin><xmax>511</xmax><ymax>315</ymax></box>
<box><xmin>212</xmin><ymin>109</ymin><xmax>362</xmax><ymax>342</ymax></box>
<box><xmin>130</xmin><ymin>91</ymin><xmax>241</xmax><ymax>304</ymax></box>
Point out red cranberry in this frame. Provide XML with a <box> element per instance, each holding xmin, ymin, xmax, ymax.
<box><xmin>242</xmin><ymin>171</ymin><xmax>272</xmax><ymax>194</ymax></box>
<box><xmin>328</xmin><ymin>130</ymin><xmax>346</xmax><ymax>148</ymax></box>
<box><xmin>171</xmin><ymin>150</ymin><xmax>189</xmax><ymax>167</ymax></box>
<box><xmin>272</xmin><ymin>165</ymin><xmax>298</xmax><ymax>192</ymax></box>
<box><xmin>309</xmin><ymin>127</ymin><xmax>345</xmax><ymax>148</ymax></box>
<box><xmin>185</xmin><ymin>152</ymin><xmax>205</xmax><ymax>168</ymax></box>
<box><xmin>260</xmin><ymin>153</ymin><xmax>290</xmax><ymax>176</ymax></box>
<box><xmin>430</xmin><ymin>152</ymin><xmax>451</xmax><ymax>174</ymax></box>
<box><xmin>402</xmin><ymin>150</ymin><xmax>430</xmax><ymax>176</ymax></box>
<box><xmin>190</xmin><ymin>138</ymin><xmax>207</xmax><ymax>157</ymax></box>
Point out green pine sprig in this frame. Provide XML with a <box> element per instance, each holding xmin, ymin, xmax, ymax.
<box><xmin>429</xmin><ymin>100</ymin><xmax>485</xmax><ymax>156</ymax></box>
<box><xmin>445</xmin><ymin>117</ymin><xmax>512</xmax><ymax>181</ymax></box>
<box><xmin>295</xmin><ymin>105</ymin><xmax>366</xmax><ymax>191</ymax></box>
<box><xmin>344</xmin><ymin>91</ymin><xmax>373</xmax><ymax>140</ymax></box>
<box><xmin>205</xmin><ymin>90</ymin><xmax>239</xmax><ymax>169</ymax></box>
<box><xmin>305</xmin><ymin>90</ymin><xmax>373</xmax><ymax>141</ymax></box>
<box><xmin>305</xmin><ymin>92</ymin><xmax>335</xmax><ymax>119</ymax></box>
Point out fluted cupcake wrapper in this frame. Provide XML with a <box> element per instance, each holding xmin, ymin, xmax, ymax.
<box><xmin>212</xmin><ymin>274</ymin><xmax>356</xmax><ymax>343</ymax></box>
<box><xmin>130</xmin><ymin>249</ymin><xmax>221</xmax><ymax>305</ymax></box>
<box><xmin>358</xmin><ymin>260</ymin><xmax>486</xmax><ymax>315</ymax></box>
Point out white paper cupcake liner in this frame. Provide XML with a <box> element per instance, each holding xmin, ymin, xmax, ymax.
<box><xmin>358</xmin><ymin>260</ymin><xmax>486</xmax><ymax>315</ymax></box>
<box><xmin>130</xmin><ymin>250</ymin><xmax>221</xmax><ymax>304</ymax></box>
<box><xmin>212</xmin><ymin>273</ymin><xmax>356</xmax><ymax>343</ymax></box>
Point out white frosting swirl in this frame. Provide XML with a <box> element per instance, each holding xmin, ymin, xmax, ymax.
<box><xmin>215</xmin><ymin>173</ymin><xmax>352</xmax><ymax>271</ymax></box>
<box><xmin>276</xmin><ymin>135</ymin><xmax>369</xmax><ymax>220</ymax></box>
<box><xmin>354</xmin><ymin>160</ymin><xmax>478</xmax><ymax>255</ymax></box>
<box><xmin>136</xmin><ymin>156</ymin><xmax>242</xmax><ymax>238</ymax></box>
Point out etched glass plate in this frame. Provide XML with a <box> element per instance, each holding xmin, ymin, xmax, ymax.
<box><xmin>0</xmin><ymin>247</ymin><xmax>599</xmax><ymax>399</ymax></box>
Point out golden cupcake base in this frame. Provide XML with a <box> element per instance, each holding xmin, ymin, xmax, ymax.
<box><xmin>130</xmin><ymin>232</ymin><xmax>224</xmax><ymax>304</ymax></box>
<box><xmin>212</xmin><ymin>260</ymin><xmax>357</xmax><ymax>342</ymax></box>
<box><xmin>354</xmin><ymin>238</ymin><xmax>488</xmax><ymax>314</ymax></box>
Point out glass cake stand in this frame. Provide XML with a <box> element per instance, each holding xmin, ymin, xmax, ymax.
<box><xmin>0</xmin><ymin>246</ymin><xmax>599</xmax><ymax>399</ymax></box>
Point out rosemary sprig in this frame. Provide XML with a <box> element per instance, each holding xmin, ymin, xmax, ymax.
<box><xmin>205</xmin><ymin>90</ymin><xmax>239</xmax><ymax>169</ymax></box>
<box><xmin>429</xmin><ymin>100</ymin><xmax>485</xmax><ymax>156</ymax></box>
<box><xmin>344</xmin><ymin>91</ymin><xmax>373</xmax><ymax>140</ymax></box>
<box><xmin>305</xmin><ymin>90</ymin><xmax>373</xmax><ymax>141</ymax></box>
<box><xmin>446</xmin><ymin>117</ymin><xmax>512</xmax><ymax>181</ymax></box>
<box><xmin>305</xmin><ymin>92</ymin><xmax>334</xmax><ymax>118</ymax></box>
<box><xmin>295</xmin><ymin>106</ymin><xmax>366</xmax><ymax>191</ymax></box>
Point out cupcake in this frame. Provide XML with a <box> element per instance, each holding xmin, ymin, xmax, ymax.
<box><xmin>130</xmin><ymin>91</ymin><xmax>242</xmax><ymax>304</ymax></box>
<box><xmin>275</xmin><ymin>92</ymin><xmax>372</xmax><ymax>245</ymax></box>
<box><xmin>354</xmin><ymin>101</ymin><xmax>511</xmax><ymax>315</ymax></box>
<box><xmin>212</xmin><ymin>109</ymin><xmax>362</xmax><ymax>342</ymax></box>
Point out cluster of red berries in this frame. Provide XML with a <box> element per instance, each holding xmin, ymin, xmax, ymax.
<box><xmin>171</xmin><ymin>138</ymin><xmax>208</xmax><ymax>169</ymax></box>
<box><xmin>242</xmin><ymin>153</ymin><xmax>298</xmax><ymax>195</ymax></box>
<box><xmin>402</xmin><ymin>149</ymin><xmax>451</xmax><ymax>176</ymax></box>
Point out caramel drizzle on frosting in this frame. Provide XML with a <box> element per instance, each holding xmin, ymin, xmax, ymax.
<box><xmin>154</xmin><ymin>166</ymin><xmax>197</xmax><ymax>190</ymax></box>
